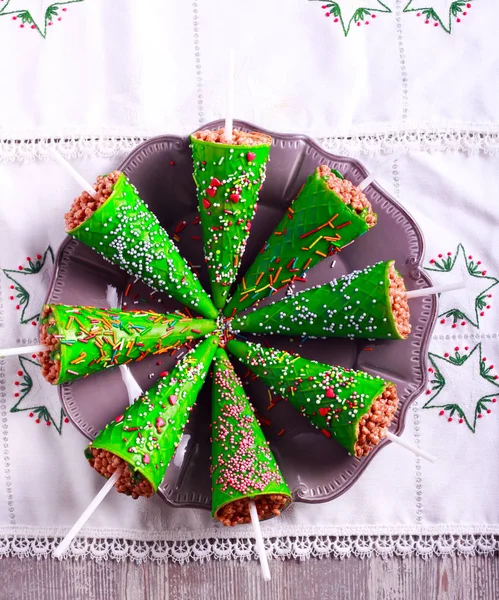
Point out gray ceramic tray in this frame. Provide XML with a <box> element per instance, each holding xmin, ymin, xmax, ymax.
<box><xmin>46</xmin><ymin>120</ymin><xmax>437</xmax><ymax>510</ymax></box>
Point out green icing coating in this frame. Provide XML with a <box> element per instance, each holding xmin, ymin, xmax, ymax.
<box><xmin>224</xmin><ymin>168</ymin><xmax>374</xmax><ymax>317</ymax></box>
<box><xmin>86</xmin><ymin>336</ymin><xmax>219</xmax><ymax>492</ymax></box>
<box><xmin>211</xmin><ymin>348</ymin><xmax>291</xmax><ymax>519</ymax></box>
<box><xmin>42</xmin><ymin>304</ymin><xmax>216</xmax><ymax>384</ymax></box>
<box><xmin>190</xmin><ymin>136</ymin><xmax>271</xmax><ymax>309</ymax></box>
<box><xmin>227</xmin><ymin>340</ymin><xmax>391</xmax><ymax>456</ymax></box>
<box><xmin>68</xmin><ymin>173</ymin><xmax>218</xmax><ymax>319</ymax></box>
<box><xmin>232</xmin><ymin>261</ymin><xmax>406</xmax><ymax>340</ymax></box>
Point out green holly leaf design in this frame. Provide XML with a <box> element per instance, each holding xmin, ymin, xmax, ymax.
<box><xmin>424</xmin><ymin>344</ymin><xmax>499</xmax><ymax>432</ymax></box>
<box><xmin>0</xmin><ymin>0</ymin><xmax>85</xmax><ymax>39</ymax></box>
<box><xmin>404</xmin><ymin>0</ymin><xmax>475</xmax><ymax>34</ymax></box>
<box><xmin>311</xmin><ymin>0</ymin><xmax>392</xmax><ymax>36</ymax></box>
<box><xmin>11</xmin><ymin>356</ymin><xmax>66</xmax><ymax>434</ymax></box>
<box><xmin>2</xmin><ymin>246</ymin><xmax>54</xmax><ymax>324</ymax></box>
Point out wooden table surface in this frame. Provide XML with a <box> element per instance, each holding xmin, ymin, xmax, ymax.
<box><xmin>3</xmin><ymin>555</ymin><xmax>498</xmax><ymax>599</ymax></box>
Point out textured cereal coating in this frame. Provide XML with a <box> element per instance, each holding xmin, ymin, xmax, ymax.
<box><xmin>389</xmin><ymin>264</ymin><xmax>411</xmax><ymax>339</ymax></box>
<box><xmin>215</xmin><ymin>494</ymin><xmax>289</xmax><ymax>527</ymax></box>
<box><xmin>87</xmin><ymin>447</ymin><xmax>154</xmax><ymax>499</ymax></box>
<box><xmin>192</xmin><ymin>128</ymin><xmax>272</xmax><ymax>147</ymax></box>
<box><xmin>38</xmin><ymin>306</ymin><xmax>61</xmax><ymax>384</ymax></box>
<box><xmin>354</xmin><ymin>384</ymin><xmax>399</xmax><ymax>457</ymax></box>
<box><xmin>317</xmin><ymin>165</ymin><xmax>377</xmax><ymax>227</ymax></box>
<box><xmin>64</xmin><ymin>171</ymin><xmax>122</xmax><ymax>231</ymax></box>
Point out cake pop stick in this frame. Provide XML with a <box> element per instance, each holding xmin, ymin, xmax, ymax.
<box><xmin>53</xmin><ymin>466</ymin><xmax>123</xmax><ymax>559</ymax></box>
<box><xmin>406</xmin><ymin>280</ymin><xmax>465</xmax><ymax>299</ymax></box>
<box><xmin>385</xmin><ymin>432</ymin><xmax>436</xmax><ymax>462</ymax></box>
<box><xmin>54</xmin><ymin>153</ymin><xmax>217</xmax><ymax>319</ymax></box>
<box><xmin>225</xmin><ymin>48</ymin><xmax>235</xmax><ymax>143</ymax></box>
<box><xmin>49</xmin><ymin>147</ymin><xmax>97</xmax><ymax>199</ymax></box>
<box><xmin>224</xmin><ymin>165</ymin><xmax>377</xmax><ymax>317</ymax></box>
<box><xmin>358</xmin><ymin>154</ymin><xmax>398</xmax><ymax>191</ymax></box>
<box><xmin>249</xmin><ymin>500</ymin><xmax>271</xmax><ymax>581</ymax></box>
<box><xmin>0</xmin><ymin>344</ymin><xmax>46</xmax><ymax>358</ymax></box>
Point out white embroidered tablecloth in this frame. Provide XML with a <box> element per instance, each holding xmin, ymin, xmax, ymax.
<box><xmin>0</xmin><ymin>0</ymin><xmax>498</xmax><ymax>562</ymax></box>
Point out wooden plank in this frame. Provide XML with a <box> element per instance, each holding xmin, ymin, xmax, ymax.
<box><xmin>1</xmin><ymin>555</ymin><xmax>498</xmax><ymax>600</ymax></box>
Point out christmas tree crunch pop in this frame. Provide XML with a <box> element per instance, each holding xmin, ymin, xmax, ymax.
<box><xmin>224</xmin><ymin>165</ymin><xmax>377</xmax><ymax>317</ymax></box>
<box><xmin>211</xmin><ymin>348</ymin><xmax>291</xmax><ymax>526</ymax></box>
<box><xmin>228</xmin><ymin>340</ymin><xmax>398</xmax><ymax>458</ymax></box>
<box><xmin>85</xmin><ymin>335</ymin><xmax>219</xmax><ymax>498</ymax></box>
<box><xmin>65</xmin><ymin>171</ymin><xmax>218</xmax><ymax>319</ymax></box>
<box><xmin>232</xmin><ymin>261</ymin><xmax>410</xmax><ymax>340</ymax></box>
<box><xmin>38</xmin><ymin>304</ymin><xmax>216</xmax><ymax>384</ymax></box>
<box><xmin>190</xmin><ymin>128</ymin><xmax>272</xmax><ymax>309</ymax></box>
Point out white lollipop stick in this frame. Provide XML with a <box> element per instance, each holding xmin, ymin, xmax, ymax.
<box><xmin>406</xmin><ymin>280</ymin><xmax>465</xmax><ymax>300</ymax></box>
<box><xmin>49</xmin><ymin>147</ymin><xmax>98</xmax><ymax>199</ymax></box>
<box><xmin>0</xmin><ymin>344</ymin><xmax>46</xmax><ymax>358</ymax></box>
<box><xmin>53</xmin><ymin>467</ymin><xmax>123</xmax><ymax>559</ymax></box>
<box><xmin>386</xmin><ymin>432</ymin><xmax>436</xmax><ymax>463</ymax></box>
<box><xmin>249</xmin><ymin>500</ymin><xmax>271</xmax><ymax>581</ymax></box>
<box><xmin>224</xmin><ymin>48</ymin><xmax>235</xmax><ymax>143</ymax></box>
<box><xmin>358</xmin><ymin>154</ymin><xmax>399</xmax><ymax>191</ymax></box>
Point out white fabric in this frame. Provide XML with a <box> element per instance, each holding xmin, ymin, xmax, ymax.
<box><xmin>0</xmin><ymin>0</ymin><xmax>498</xmax><ymax>562</ymax></box>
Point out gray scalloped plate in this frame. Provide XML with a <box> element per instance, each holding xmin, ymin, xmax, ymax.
<box><xmin>46</xmin><ymin>120</ymin><xmax>436</xmax><ymax>510</ymax></box>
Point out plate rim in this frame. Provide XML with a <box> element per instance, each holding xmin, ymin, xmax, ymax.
<box><xmin>47</xmin><ymin>121</ymin><xmax>437</xmax><ymax>509</ymax></box>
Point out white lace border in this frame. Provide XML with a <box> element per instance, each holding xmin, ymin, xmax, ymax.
<box><xmin>1</xmin><ymin>127</ymin><xmax>499</xmax><ymax>161</ymax></box>
<box><xmin>1</xmin><ymin>533</ymin><xmax>498</xmax><ymax>562</ymax></box>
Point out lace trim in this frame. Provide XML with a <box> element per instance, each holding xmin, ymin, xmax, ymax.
<box><xmin>1</xmin><ymin>127</ymin><xmax>499</xmax><ymax>162</ymax></box>
<box><xmin>0</xmin><ymin>534</ymin><xmax>497</xmax><ymax>562</ymax></box>
<box><xmin>320</xmin><ymin>129</ymin><xmax>499</xmax><ymax>156</ymax></box>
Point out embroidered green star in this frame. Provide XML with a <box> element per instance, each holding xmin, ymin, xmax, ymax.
<box><xmin>424</xmin><ymin>344</ymin><xmax>499</xmax><ymax>432</ymax></box>
<box><xmin>425</xmin><ymin>244</ymin><xmax>498</xmax><ymax>328</ymax></box>
<box><xmin>312</xmin><ymin>1</ymin><xmax>392</xmax><ymax>35</ymax></box>
<box><xmin>404</xmin><ymin>0</ymin><xmax>473</xmax><ymax>33</ymax></box>
<box><xmin>2</xmin><ymin>247</ymin><xmax>54</xmax><ymax>325</ymax></box>
<box><xmin>12</xmin><ymin>356</ymin><xmax>66</xmax><ymax>433</ymax></box>
<box><xmin>0</xmin><ymin>0</ymin><xmax>84</xmax><ymax>38</ymax></box>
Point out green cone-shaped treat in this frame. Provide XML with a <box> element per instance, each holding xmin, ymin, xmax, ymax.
<box><xmin>224</xmin><ymin>165</ymin><xmax>377</xmax><ymax>317</ymax></box>
<box><xmin>190</xmin><ymin>130</ymin><xmax>272</xmax><ymax>309</ymax></box>
<box><xmin>211</xmin><ymin>348</ymin><xmax>291</xmax><ymax>526</ymax></box>
<box><xmin>227</xmin><ymin>340</ymin><xmax>398</xmax><ymax>458</ymax></box>
<box><xmin>66</xmin><ymin>171</ymin><xmax>217</xmax><ymax>319</ymax></box>
<box><xmin>38</xmin><ymin>303</ymin><xmax>216</xmax><ymax>385</ymax></box>
<box><xmin>233</xmin><ymin>261</ymin><xmax>410</xmax><ymax>340</ymax></box>
<box><xmin>86</xmin><ymin>335</ymin><xmax>219</xmax><ymax>498</ymax></box>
